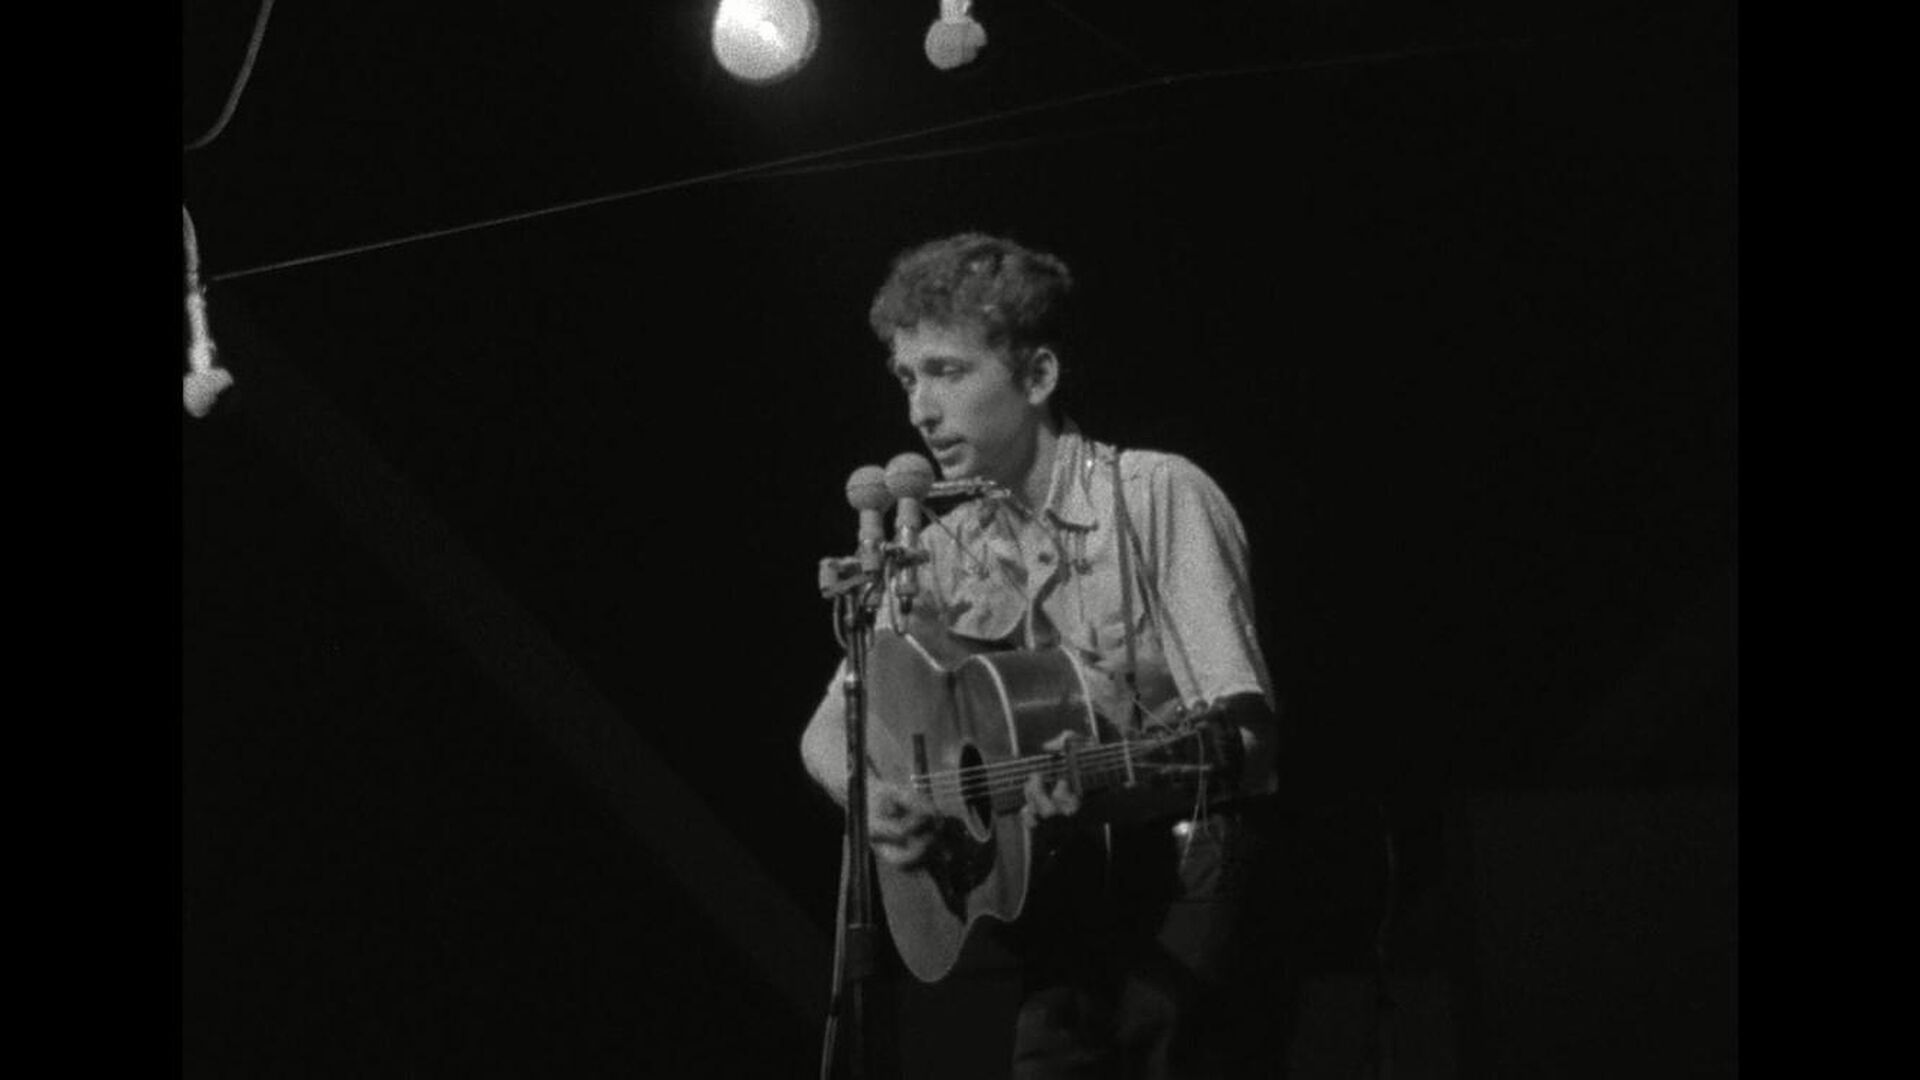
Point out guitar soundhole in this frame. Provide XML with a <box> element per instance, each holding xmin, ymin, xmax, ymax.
<box><xmin>957</xmin><ymin>744</ymin><xmax>992</xmax><ymax>838</ymax></box>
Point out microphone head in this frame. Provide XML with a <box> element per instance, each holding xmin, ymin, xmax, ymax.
<box><xmin>884</xmin><ymin>452</ymin><xmax>936</xmax><ymax>502</ymax></box>
<box><xmin>845</xmin><ymin>465</ymin><xmax>895</xmax><ymax>512</ymax></box>
<box><xmin>183</xmin><ymin>366</ymin><xmax>234</xmax><ymax>419</ymax></box>
<box><xmin>924</xmin><ymin>17</ymin><xmax>986</xmax><ymax>71</ymax></box>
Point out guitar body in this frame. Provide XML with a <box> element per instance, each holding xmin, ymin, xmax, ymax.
<box><xmin>864</xmin><ymin>628</ymin><xmax>1099</xmax><ymax>984</ymax></box>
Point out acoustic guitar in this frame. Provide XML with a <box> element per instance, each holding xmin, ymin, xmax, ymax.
<box><xmin>862</xmin><ymin>627</ymin><xmax>1238</xmax><ymax>983</ymax></box>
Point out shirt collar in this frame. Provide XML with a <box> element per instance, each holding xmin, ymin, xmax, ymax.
<box><xmin>1040</xmin><ymin>419</ymin><xmax>1100</xmax><ymax>531</ymax></box>
<box><xmin>966</xmin><ymin>418</ymin><xmax>1101</xmax><ymax>531</ymax></box>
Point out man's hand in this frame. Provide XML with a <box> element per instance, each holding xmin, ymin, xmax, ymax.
<box><xmin>867</xmin><ymin>778</ymin><xmax>938</xmax><ymax>868</ymax></box>
<box><xmin>1019</xmin><ymin>731</ymin><xmax>1084</xmax><ymax>829</ymax></box>
<box><xmin>1019</xmin><ymin>773</ymin><xmax>1082</xmax><ymax>828</ymax></box>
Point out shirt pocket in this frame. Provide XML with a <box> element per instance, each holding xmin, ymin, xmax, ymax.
<box><xmin>1085</xmin><ymin>605</ymin><xmax>1179</xmax><ymax>722</ymax></box>
<box><xmin>1088</xmin><ymin>600</ymin><xmax>1157</xmax><ymax>669</ymax></box>
<box><xmin>942</xmin><ymin>571</ymin><xmax>1027</xmax><ymax>644</ymax></box>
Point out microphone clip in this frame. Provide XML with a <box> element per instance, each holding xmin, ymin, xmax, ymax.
<box><xmin>818</xmin><ymin>556</ymin><xmax>870</xmax><ymax>599</ymax></box>
<box><xmin>884</xmin><ymin>543</ymin><xmax>931</xmax><ymax>569</ymax></box>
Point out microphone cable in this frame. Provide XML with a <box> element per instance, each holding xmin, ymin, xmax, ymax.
<box><xmin>818</xmin><ymin>834</ymin><xmax>852</xmax><ymax>1080</ymax></box>
<box><xmin>1366</xmin><ymin>797</ymin><xmax>1400</xmax><ymax>1080</ymax></box>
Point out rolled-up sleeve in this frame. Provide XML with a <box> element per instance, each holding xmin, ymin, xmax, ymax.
<box><xmin>1134</xmin><ymin>454</ymin><xmax>1274</xmax><ymax>711</ymax></box>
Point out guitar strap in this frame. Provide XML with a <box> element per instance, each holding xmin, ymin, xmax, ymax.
<box><xmin>1101</xmin><ymin>450</ymin><xmax>1143</xmax><ymax>881</ymax></box>
<box><xmin>1109</xmin><ymin>450</ymin><xmax>1144</xmax><ymax>732</ymax></box>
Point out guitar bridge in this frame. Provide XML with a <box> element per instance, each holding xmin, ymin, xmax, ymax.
<box><xmin>912</xmin><ymin>734</ymin><xmax>932</xmax><ymax>799</ymax></box>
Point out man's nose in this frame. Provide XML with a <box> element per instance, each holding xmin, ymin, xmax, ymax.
<box><xmin>908</xmin><ymin>383</ymin><xmax>940</xmax><ymax>429</ymax></box>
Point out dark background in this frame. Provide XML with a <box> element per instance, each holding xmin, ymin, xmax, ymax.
<box><xmin>182</xmin><ymin>1</ymin><xmax>1735</xmax><ymax>1075</ymax></box>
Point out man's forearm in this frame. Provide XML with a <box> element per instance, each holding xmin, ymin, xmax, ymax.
<box><xmin>800</xmin><ymin>701</ymin><xmax>852</xmax><ymax>808</ymax></box>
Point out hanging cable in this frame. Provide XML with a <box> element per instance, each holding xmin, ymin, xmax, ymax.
<box><xmin>185</xmin><ymin>0</ymin><xmax>280</xmax><ymax>151</ymax></box>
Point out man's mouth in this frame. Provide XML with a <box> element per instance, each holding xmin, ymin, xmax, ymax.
<box><xmin>929</xmin><ymin>444</ymin><xmax>969</xmax><ymax>474</ymax></box>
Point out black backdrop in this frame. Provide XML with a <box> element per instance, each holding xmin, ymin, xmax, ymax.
<box><xmin>183</xmin><ymin>1</ymin><xmax>1734</xmax><ymax>1074</ymax></box>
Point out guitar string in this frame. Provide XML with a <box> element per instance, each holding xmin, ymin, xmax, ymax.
<box><xmin>916</xmin><ymin>766</ymin><xmax>1209</xmax><ymax>803</ymax></box>
<box><xmin>909</xmin><ymin>699</ymin><xmax>1227</xmax><ymax>790</ymax></box>
<box><xmin>909</xmin><ymin>715</ymin><xmax>1230</xmax><ymax>806</ymax></box>
<box><xmin>916</xmin><ymin>750</ymin><xmax>1204</xmax><ymax>797</ymax></box>
<box><xmin>914</xmin><ymin>731</ymin><xmax>1201</xmax><ymax>784</ymax></box>
<box><xmin>911</xmin><ymin>732</ymin><xmax>1208</xmax><ymax>796</ymax></box>
<box><xmin>917</xmin><ymin>761</ymin><xmax>1214</xmax><ymax>804</ymax></box>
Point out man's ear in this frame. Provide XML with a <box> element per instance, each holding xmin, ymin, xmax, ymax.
<box><xmin>1024</xmin><ymin>347</ymin><xmax>1061</xmax><ymax>406</ymax></box>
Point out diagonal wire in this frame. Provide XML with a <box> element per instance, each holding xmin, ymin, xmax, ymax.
<box><xmin>206</xmin><ymin>37</ymin><xmax>1531</xmax><ymax>285</ymax></box>
<box><xmin>723</xmin><ymin>123</ymin><xmax>1153</xmax><ymax>182</ymax></box>
<box><xmin>1041</xmin><ymin>0</ymin><xmax>1162</xmax><ymax>77</ymax></box>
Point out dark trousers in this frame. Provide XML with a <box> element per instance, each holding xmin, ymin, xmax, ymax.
<box><xmin>1006</xmin><ymin>805</ymin><xmax>1291</xmax><ymax>1079</ymax></box>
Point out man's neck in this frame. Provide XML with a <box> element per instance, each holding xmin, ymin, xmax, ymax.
<box><xmin>1012</xmin><ymin>418</ymin><xmax>1061</xmax><ymax>512</ymax></box>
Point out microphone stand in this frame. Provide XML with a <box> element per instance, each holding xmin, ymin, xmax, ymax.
<box><xmin>818</xmin><ymin>456</ymin><xmax>939</xmax><ymax>1079</ymax></box>
<box><xmin>817</xmin><ymin>549</ymin><xmax>892</xmax><ymax>1080</ymax></box>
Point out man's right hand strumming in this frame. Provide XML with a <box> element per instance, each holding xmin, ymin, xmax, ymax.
<box><xmin>867</xmin><ymin>778</ymin><xmax>938</xmax><ymax>869</ymax></box>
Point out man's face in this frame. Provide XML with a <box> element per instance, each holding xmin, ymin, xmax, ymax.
<box><xmin>890</xmin><ymin>321</ymin><xmax>1047</xmax><ymax>485</ymax></box>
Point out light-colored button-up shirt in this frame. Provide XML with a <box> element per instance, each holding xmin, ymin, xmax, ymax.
<box><xmin>816</xmin><ymin>421</ymin><xmax>1276</xmax><ymax>795</ymax></box>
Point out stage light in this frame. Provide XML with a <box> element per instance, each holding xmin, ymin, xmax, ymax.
<box><xmin>712</xmin><ymin>0</ymin><xmax>819</xmax><ymax>85</ymax></box>
<box><xmin>924</xmin><ymin>0</ymin><xmax>986</xmax><ymax>71</ymax></box>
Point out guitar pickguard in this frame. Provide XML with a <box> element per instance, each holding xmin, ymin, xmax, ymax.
<box><xmin>922</xmin><ymin>816</ymin><xmax>1000</xmax><ymax>920</ymax></box>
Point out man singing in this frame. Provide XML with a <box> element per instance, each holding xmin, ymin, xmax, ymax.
<box><xmin>801</xmin><ymin>232</ymin><xmax>1284</xmax><ymax>1078</ymax></box>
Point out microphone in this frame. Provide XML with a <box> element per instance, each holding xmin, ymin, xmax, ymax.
<box><xmin>884</xmin><ymin>452</ymin><xmax>936</xmax><ymax>549</ymax></box>
<box><xmin>845</xmin><ymin>464</ymin><xmax>894</xmax><ymax>574</ymax></box>
<box><xmin>884</xmin><ymin>452</ymin><xmax>936</xmax><ymax>612</ymax></box>
<box><xmin>182</xmin><ymin>206</ymin><xmax>234</xmax><ymax>419</ymax></box>
<box><xmin>924</xmin><ymin>0</ymin><xmax>986</xmax><ymax>71</ymax></box>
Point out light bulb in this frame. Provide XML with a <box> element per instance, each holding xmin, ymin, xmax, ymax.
<box><xmin>712</xmin><ymin>0</ymin><xmax>819</xmax><ymax>84</ymax></box>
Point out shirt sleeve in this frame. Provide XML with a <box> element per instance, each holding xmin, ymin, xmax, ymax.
<box><xmin>1129</xmin><ymin>453</ymin><xmax>1274</xmax><ymax>711</ymax></box>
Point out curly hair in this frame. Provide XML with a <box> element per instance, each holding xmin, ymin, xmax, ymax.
<box><xmin>868</xmin><ymin>232</ymin><xmax>1075</xmax><ymax>383</ymax></box>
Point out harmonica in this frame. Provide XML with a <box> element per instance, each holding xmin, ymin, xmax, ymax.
<box><xmin>926</xmin><ymin>477</ymin><xmax>1006</xmax><ymax>500</ymax></box>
